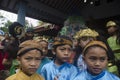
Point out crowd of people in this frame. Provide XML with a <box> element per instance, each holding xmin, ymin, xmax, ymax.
<box><xmin>0</xmin><ymin>20</ymin><xmax>120</xmax><ymax>80</ymax></box>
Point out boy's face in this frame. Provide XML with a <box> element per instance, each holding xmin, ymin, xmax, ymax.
<box><xmin>79</xmin><ymin>37</ymin><xmax>94</xmax><ymax>48</ymax></box>
<box><xmin>39</xmin><ymin>41</ymin><xmax>48</xmax><ymax>57</ymax></box>
<box><xmin>83</xmin><ymin>47</ymin><xmax>108</xmax><ymax>75</ymax></box>
<box><xmin>18</xmin><ymin>49</ymin><xmax>42</xmax><ymax>76</ymax></box>
<box><xmin>107</xmin><ymin>26</ymin><xmax>117</xmax><ymax>35</ymax></box>
<box><xmin>73</xmin><ymin>39</ymin><xmax>78</xmax><ymax>47</ymax></box>
<box><xmin>54</xmin><ymin>44</ymin><xmax>72</xmax><ymax>65</ymax></box>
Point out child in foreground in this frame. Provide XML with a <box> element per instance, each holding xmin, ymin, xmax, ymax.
<box><xmin>74</xmin><ymin>41</ymin><xmax>120</xmax><ymax>80</ymax></box>
<box><xmin>40</xmin><ymin>36</ymin><xmax>79</xmax><ymax>80</ymax></box>
<box><xmin>6</xmin><ymin>40</ymin><xmax>44</xmax><ymax>80</ymax></box>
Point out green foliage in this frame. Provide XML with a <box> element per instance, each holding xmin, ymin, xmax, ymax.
<box><xmin>0</xmin><ymin>20</ymin><xmax>12</xmax><ymax>33</ymax></box>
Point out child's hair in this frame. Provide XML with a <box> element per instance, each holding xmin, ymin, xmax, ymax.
<box><xmin>52</xmin><ymin>35</ymin><xmax>73</xmax><ymax>49</ymax></box>
<box><xmin>83</xmin><ymin>41</ymin><xmax>108</xmax><ymax>58</ymax></box>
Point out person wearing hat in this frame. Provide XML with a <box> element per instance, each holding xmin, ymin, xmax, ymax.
<box><xmin>106</xmin><ymin>20</ymin><xmax>120</xmax><ymax>76</ymax></box>
<box><xmin>6</xmin><ymin>40</ymin><xmax>44</xmax><ymax>80</ymax></box>
<box><xmin>35</xmin><ymin>36</ymin><xmax>51</xmax><ymax>74</ymax></box>
<box><xmin>73</xmin><ymin>28</ymin><xmax>99</xmax><ymax>71</ymax></box>
<box><xmin>40</xmin><ymin>35</ymin><xmax>79</xmax><ymax>80</ymax></box>
<box><xmin>8</xmin><ymin>22</ymin><xmax>24</xmax><ymax>76</ymax></box>
<box><xmin>73</xmin><ymin>41</ymin><xmax>120</xmax><ymax>80</ymax></box>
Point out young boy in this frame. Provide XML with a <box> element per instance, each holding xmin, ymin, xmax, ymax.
<box><xmin>74</xmin><ymin>28</ymin><xmax>99</xmax><ymax>71</ymax></box>
<box><xmin>36</xmin><ymin>37</ymin><xmax>51</xmax><ymax>73</ymax></box>
<box><xmin>73</xmin><ymin>41</ymin><xmax>120</xmax><ymax>80</ymax></box>
<box><xmin>40</xmin><ymin>36</ymin><xmax>79</xmax><ymax>80</ymax></box>
<box><xmin>6</xmin><ymin>40</ymin><xmax>44</xmax><ymax>80</ymax></box>
<box><xmin>106</xmin><ymin>20</ymin><xmax>120</xmax><ymax>76</ymax></box>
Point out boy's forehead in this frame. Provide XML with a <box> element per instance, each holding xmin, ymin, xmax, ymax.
<box><xmin>81</xmin><ymin>36</ymin><xmax>94</xmax><ymax>38</ymax></box>
<box><xmin>21</xmin><ymin>49</ymin><xmax>41</xmax><ymax>57</ymax></box>
<box><xmin>53</xmin><ymin>37</ymin><xmax>73</xmax><ymax>47</ymax></box>
<box><xmin>84</xmin><ymin>47</ymin><xmax>107</xmax><ymax>57</ymax></box>
<box><xmin>57</xmin><ymin>44</ymin><xmax>72</xmax><ymax>48</ymax></box>
<box><xmin>79</xmin><ymin>36</ymin><xmax>94</xmax><ymax>41</ymax></box>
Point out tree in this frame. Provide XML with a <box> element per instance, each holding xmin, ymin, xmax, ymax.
<box><xmin>0</xmin><ymin>20</ymin><xmax>12</xmax><ymax>33</ymax></box>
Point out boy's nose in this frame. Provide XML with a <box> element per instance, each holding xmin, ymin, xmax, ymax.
<box><xmin>30</xmin><ymin>60</ymin><xmax>36</xmax><ymax>66</ymax></box>
<box><xmin>95</xmin><ymin>60</ymin><xmax>101</xmax><ymax>66</ymax></box>
<box><xmin>64</xmin><ymin>50</ymin><xmax>69</xmax><ymax>55</ymax></box>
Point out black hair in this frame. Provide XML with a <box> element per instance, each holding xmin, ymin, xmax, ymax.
<box><xmin>57</xmin><ymin>35</ymin><xmax>72</xmax><ymax>42</ymax></box>
<box><xmin>96</xmin><ymin>36</ymin><xmax>115</xmax><ymax>61</ymax></box>
<box><xmin>18</xmin><ymin>48</ymin><xmax>43</xmax><ymax>57</ymax></box>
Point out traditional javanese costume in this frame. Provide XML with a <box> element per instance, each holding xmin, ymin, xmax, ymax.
<box><xmin>73</xmin><ymin>70</ymin><xmax>120</xmax><ymax>80</ymax></box>
<box><xmin>106</xmin><ymin>20</ymin><xmax>120</xmax><ymax>75</ymax></box>
<box><xmin>74</xmin><ymin>41</ymin><xmax>120</xmax><ymax>80</ymax></box>
<box><xmin>6</xmin><ymin>69</ymin><xmax>44</xmax><ymax>80</ymax></box>
<box><xmin>40</xmin><ymin>36</ymin><xmax>79</xmax><ymax>80</ymax></box>
<box><xmin>6</xmin><ymin>40</ymin><xmax>44</xmax><ymax>80</ymax></box>
<box><xmin>40</xmin><ymin>61</ymin><xmax>79</xmax><ymax>80</ymax></box>
<box><xmin>74</xmin><ymin>28</ymin><xmax>99</xmax><ymax>71</ymax></box>
<box><xmin>37</xmin><ymin>57</ymin><xmax>51</xmax><ymax>74</ymax></box>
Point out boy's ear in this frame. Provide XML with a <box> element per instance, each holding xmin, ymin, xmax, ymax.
<box><xmin>82</xmin><ymin>56</ymin><xmax>85</xmax><ymax>61</ymax></box>
<box><xmin>17</xmin><ymin>56</ymin><xmax>20</xmax><ymax>61</ymax></box>
<box><xmin>17</xmin><ymin>56</ymin><xmax>21</xmax><ymax>64</ymax></box>
<box><xmin>52</xmin><ymin>49</ymin><xmax>56</xmax><ymax>55</ymax></box>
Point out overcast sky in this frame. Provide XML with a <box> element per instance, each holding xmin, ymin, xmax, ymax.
<box><xmin>0</xmin><ymin>10</ymin><xmax>39</xmax><ymax>27</ymax></box>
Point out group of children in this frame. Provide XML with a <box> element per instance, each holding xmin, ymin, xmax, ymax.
<box><xmin>5</xmin><ymin>20</ymin><xmax>120</xmax><ymax>80</ymax></box>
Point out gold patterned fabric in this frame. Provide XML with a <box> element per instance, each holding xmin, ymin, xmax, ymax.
<box><xmin>34</xmin><ymin>36</ymin><xmax>48</xmax><ymax>42</ymax></box>
<box><xmin>53</xmin><ymin>37</ymin><xmax>73</xmax><ymax>47</ymax></box>
<box><xmin>74</xmin><ymin>28</ymin><xmax>99</xmax><ymax>40</ymax></box>
<box><xmin>6</xmin><ymin>69</ymin><xmax>44</xmax><ymax>80</ymax></box>
<box><xmin>17</xmin><ymin>40</ymin><xmax>42</xmax><ymax>56</ymax></box>
<box><xmin>83</xmin><ymin>41</ymin><xmax>108</xmax><ymax>55</ymax></box>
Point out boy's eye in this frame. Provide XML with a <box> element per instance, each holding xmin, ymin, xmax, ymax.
<box><xmin>60</xmin><ymin>48</ymin><xmax>72</xmax><ymax>51</ymax></box>
<box><xmin>60</xmin><ymin>48</ymin><xmax>65</xmax><ymax>50</ymax></box>
<box><xmin>100</xmin><ymin>57</ymin><xmax>106</xmax><ymax>62</ymax></box>
<box><xmin>80</xmin><ymin>37</ymin><xmax>93</xmax><ymax>41</ymax></box>
<box><xmin>25</xmin><ymin>57</ymin><xmax>32</xmax><ymax>60</ymax></box>
<box><xmin>35</xmin><ymin>58</ymin><xmax>41</xmax><ymax>61</ymax></box>
<box><xmin>25</xmin><ymin>57</ymin><xmax>41</xmax><ymax>61</ymax></box>
<box><xmin>89</xmin><ymin>57</ymin><xmax>97</xmax><ymax>61</ymax></box>
<box><xmin>89</xmin><ymin>57</ymin><xmax>107</xmax><ymax>62</ymax></box>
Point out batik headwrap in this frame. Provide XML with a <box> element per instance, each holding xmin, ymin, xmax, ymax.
<box><xmin>53</xmin><ymin>36</ymin><xmax>73</xmax><ymax>47</ymax></box>
<box><xmin>17</xmin><ymin>40</ymin><xmax>43</xmax><ymax>56</ymax></box>
<box><xmin>83</xmin><ymin>41</ymin><xmax>108</xmax><ymax>55</ymax></box>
